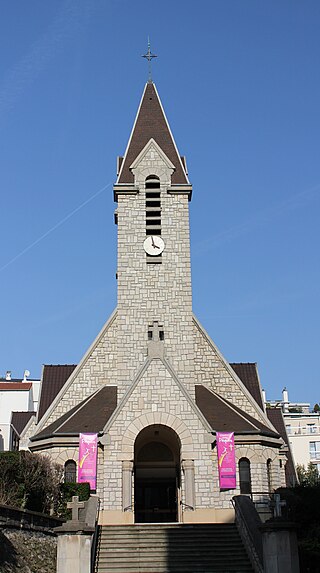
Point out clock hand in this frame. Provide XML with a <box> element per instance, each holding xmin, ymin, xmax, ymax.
<box><xmin>152</xmin><ymin>236</ymin><xmax>160</xmax><ymax>249</ymax></box>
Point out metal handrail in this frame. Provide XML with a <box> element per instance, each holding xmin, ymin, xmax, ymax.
<box><xmin>180</xmin><ymin>501</ymin><xmax>194</xmax><ymax>511</ymax></box>
<box><xmin>231</xmin><ymin>497</ymin><xmax>263</xmax><ymax>573</ymax></box>
<box><xmin>123</xmin><ymin>503</ymin><xmax>135</xmax><ymax>512</ymax></box>
<box><xmin>90</xmin><ymin>498</ymin><xmax>100</xmax><ymax>573</ymax></box>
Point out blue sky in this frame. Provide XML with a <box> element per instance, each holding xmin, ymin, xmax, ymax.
<box><xmin>1</xmin><ymin>1</ymin><xmax>319</xmax><ymax>407</ymax></box>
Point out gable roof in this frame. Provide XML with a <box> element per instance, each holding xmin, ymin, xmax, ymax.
<box><xmin>31</xmin><ymin>386</ymin><xmax>117</xmax><ymax>441</ymax></box>
<box><xmin>230</xmin><ymin>363</ymin><xmax>264</xmax><ymax>410</ymax></box>
<box><xmin>37</xmin><ymin>365</ymin><xmax>77</xmax><ymax>422</ymax></box>
<box><xmin>0</xmin><ymin>383</ymin><xmax>32</xmax><ymax>391</ymax></box>
<box><xmin>196</xmin><ymin>385</ymin><xmax>279</xmax><ymax>438</ymax></box>
<box><xmin>266</xmin><ymin>407</ymin><xmax>297</xmax><ymax>486</ymax></box>
<box><xmin>11</xmin><ymin>411</ymin><xmax>36</xmax><ymax>436</ymax></box>
<box><xmin>117</xmin><ymin>82</ymin><xmax>188</xmax><ymax>185</ymax></box>
<box><xmin>102</xmin><ymin>357</ymin><xmax>212</xmax><ymax>436</ymax></box>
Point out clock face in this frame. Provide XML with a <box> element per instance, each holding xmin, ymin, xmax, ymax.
<box><xmin>143</xmin><ymin>235</ymin><xmax>165</xmax><ymax>256</ymax></box>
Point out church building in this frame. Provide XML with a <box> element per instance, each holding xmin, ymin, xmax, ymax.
<box><xmin>29</xmin><ymin>78</ymin><xmax>288</xmax><ymax>525</ymax></box>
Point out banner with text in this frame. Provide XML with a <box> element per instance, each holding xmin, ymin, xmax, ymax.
<box><xmin>217</xmin><ymin>432</ymin><xmax>236</xmax><ymax>489</ymax></box>
<box><xmin>78</xmin><ymin>433</ymin><xmax>98</xmax><ymax>490</ymax></box>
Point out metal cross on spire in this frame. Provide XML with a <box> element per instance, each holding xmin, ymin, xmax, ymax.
<box><xmin>142</xmin><ymin>38</ymin><xmax>157</xmax><ymax>82</ymax></box>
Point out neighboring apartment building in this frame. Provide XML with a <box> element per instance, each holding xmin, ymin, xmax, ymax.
<box><xmin>265</xmin><ymin>387</ymin><xmax>320</xmax><ymax>474</ymax></box>
<box><xmin>0</xmin><ymin>370</ymin><xmax>40</xmax><ymax>451</ymax></box>
<box><xmin>284</xmin><ymin>412</ymin><xmax>320</xmax><ymax>474</ymax></box>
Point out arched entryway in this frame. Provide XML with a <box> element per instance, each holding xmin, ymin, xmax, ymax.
<box><xmin>134</xmin><ymin>425</ymin><xmax>180</xmax><ymax>523</ymax></box>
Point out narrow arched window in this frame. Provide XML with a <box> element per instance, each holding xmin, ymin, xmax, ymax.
<box><xmin>267</xmin><ymin>459</ymin><xmax>273</xmax><ymax>493</ymax></box>
<box><xmin>239</xmin><ymin>458</ymin><xmax>252</xmax><ymax>494</ymax></box>
<box><xmin>64</xmin><ymin>459</ymin><xmax>77</xmax><ymax>483</ymax></box>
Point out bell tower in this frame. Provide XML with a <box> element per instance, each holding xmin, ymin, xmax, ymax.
<box><xmin>113</xmin><ymin>81</ymin><xmax>195</xmax><ymax>396</ymax></box>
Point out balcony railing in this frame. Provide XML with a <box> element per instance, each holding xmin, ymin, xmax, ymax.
<box><xmin>286</xmin><ymin>426</ymin><xmax>320</xmax><ymax>436</ymax></box>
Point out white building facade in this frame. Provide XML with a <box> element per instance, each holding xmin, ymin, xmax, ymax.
<box><xmin>266</xmin><ymin>387</ymin><xmax>320</xmax><ymax>474</ymax></box>
<box><xmin>0</xmin><ymin>371</ymin><xmax>40</xmax><ymax>451</ymax></box>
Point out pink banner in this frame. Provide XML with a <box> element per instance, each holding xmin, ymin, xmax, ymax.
<box><xmin>78</xmin><ymin>433</ymin><xmax>98</xmax><ymax>490</ymax></box>
<box><xmin>217</xmin><ymin>432</ymin><xmax>236</xmax><ymax>489</ymax></box>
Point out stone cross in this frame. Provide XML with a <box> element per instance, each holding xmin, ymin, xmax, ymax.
<box><xmin>67</xmin><ymin>495</ymin><xmax>85</xmax><ymax>521</ymax></box>
<box><xmin>273</xmin><ymin>493</ymin><xmax>286</xmax><ymax>518</ymax></box>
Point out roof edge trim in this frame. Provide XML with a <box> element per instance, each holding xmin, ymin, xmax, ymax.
<box><xmin>116</xmin><ymin>83</ymin><xmax>148</xmax><ymax>184</ymax></box>
<box><xmin>192</xmin><ymin>313</ymin><xmax>276</xmax><ymax>431</ymax></box>
<box><xmin>34</xmin><ymin>308</ymin><xmax>117</xmax><ymax>435</ymax></box>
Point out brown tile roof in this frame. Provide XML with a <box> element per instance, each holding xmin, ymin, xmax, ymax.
<box><xmin>11</xmin><ymin>411</ymin><xmax>36</xmax><ymax>435</ymax></box>
<box><xmin>118</xmin><ymin>82</ymin><xmax>188</xmax><ymax>185</ymax></box>
<box><xmin>37</xmin><ymin>365</ymin><xmax>77</xmax><ymax>422</ymax></box>
<box><xmin>0</xmin><ymin>383</ymin><xmax>32</xmax><ymax>390</ymax></box>
<box><xmin>230</xmin><ymin>363</ymin><xmax>264</xmax><ymax>410</ymax></box>
<box><xmin>196</xmin><ymin>385</ymin><xmax>278</xmax><ymax>437</ymax></box>
<box><xmin>31</xmin><ymin>386</ymin><xmax>117</xmax><ymax>441</ymax></box>
<box><xmin>266</xmin><ymin>408</ymin><xmax>297</xmax><ymax>486</ymax></box>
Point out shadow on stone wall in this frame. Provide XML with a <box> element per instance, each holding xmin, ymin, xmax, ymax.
<box><xmin>0</xmin><ymin>530</ymin><xmax>18</xmax><ymax>569</ymax></box>
<box><xmin>0</xmin><ymin>529</ymin><xmax>56</xmax><ymax>573</ymax></box>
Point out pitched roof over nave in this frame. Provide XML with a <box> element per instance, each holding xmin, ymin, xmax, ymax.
<box><xmin>29</xmin><ymin>361</ymin><xmax>278</xmax><ymax>443</ymax></box>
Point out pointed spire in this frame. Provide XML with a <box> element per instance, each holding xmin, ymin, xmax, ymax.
<box><xmin>117</xmin><ymin>83</ymin><xmax>189</xmax><ymax>185</ymax></box>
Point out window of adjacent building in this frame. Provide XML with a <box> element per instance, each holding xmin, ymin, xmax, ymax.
<box><xmin>309</xmin><ymin>442</ymin><xmax>320</xmax><ymax>461</ymax></box>
<box><xmin>11</xmin><ymin>431</ymin><xmax>19</xmax><ymax>451</ymax></box>
<box><xmin>239</xmin><ymin>458</ymin><xmax>252</xmax><ymax>494</ymax></box>
<box><xmin>64</xmin><ymin>459</ymin><xmax>77</xmax><ymax>483</ymax></box>
<box><xmin>307</xmin><ymin>424</ymin><xmax>316</xmax><ymax>434</ymax></box>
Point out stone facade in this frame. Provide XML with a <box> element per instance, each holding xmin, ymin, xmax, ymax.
<box><xmin>38</xmin><ymin>311</ymin><xmax>118</xmax><ymax>430</ymax></box>
<box><xmin>29</xmin><ymin>81</ymin><xmax>284</xmax><ymax>525</ymax></box>
<box><xmin>116</xmin><ymin>142</ymin><xmax>194</xmax><ymax>398</ymax></box>
<box><xmin>193</xmin><ymin>317</ymin><xmax>269</xmax><ymax>423</ymax></box>
<box><xmin>0</xmin><ymin>529</ymin><xmax>56</xmax><ymax>573</ymax></box>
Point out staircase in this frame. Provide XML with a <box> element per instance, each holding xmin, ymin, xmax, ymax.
<box><xmin>94</xmin><ymin>523</ymin><xmax>254</xmax><ymax>573</ymax></box>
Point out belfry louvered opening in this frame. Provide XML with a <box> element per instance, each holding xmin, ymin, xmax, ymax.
<box><xmin>145</xmin><ymin>176</ymin><xmax>161</xmax><ymax>236</ymax></box>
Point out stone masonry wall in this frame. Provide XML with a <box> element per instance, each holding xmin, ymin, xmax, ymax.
<box><xmin>102</xmin><ymin>358</ymin><xmax>231</xmax><ymax>511</ymax></box>
<box><xmin>0</xmin><ymin>528</ymin><xmax>56</xmax><ymax>573</ymax></box>
<box><xmin>43</xmin><ymin>312</ymin><xmax>118</xmax><ymax>427</ymax></box>
<box><xmin>193</xmin><ymin>318</ymin><xmax>270</xmax><ymax>424</ymax></box>
<box><xmin>116</xmin><ymin>144</ymin><xmax>195</xmax><ymax>399</ymax></box>
<box><xmin>39</xmin><ymin>446</ymin><xmax>80</xmax><ymax>468</ymax></box>
<box><xmin>236</xmin><ymin>443</ymin><xmax>282</xmax><ymax>492</ymax></box>
<box><xmin>100</xmin><ymin>358</ymin><xmax>280</xmax><ymax>512</ymax></box>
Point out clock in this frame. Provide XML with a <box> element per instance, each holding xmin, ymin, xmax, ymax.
<box><xmin>143</xmin><ymin>235</ymin><xmax>165</xmax><ymax>256</ymax></box>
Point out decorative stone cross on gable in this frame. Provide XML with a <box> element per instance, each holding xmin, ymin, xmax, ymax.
<box><xmin>67</xmin><ymin>495</ymin><xmax>85</xmax><ymax>521</ymax></box>
<box><xmin>148</xmin><ymin>321</ymin><xmax>164</xmax><ymax>359</ymax></box>
<box><xmin>148</xmin><ymin>321</ymin><xmax>164</xmax><ymax>342</ymax></box>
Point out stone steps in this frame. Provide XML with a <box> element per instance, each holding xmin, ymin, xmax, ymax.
<box><xmin>95</xmin><ymin>523</ymin><xmax>254</xmax><ymax>573</ymax></box>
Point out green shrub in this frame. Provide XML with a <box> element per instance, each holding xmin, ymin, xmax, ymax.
<box><xmin>0</xmin><ymin>451</ymin><xmax>63</xmax><ymax>514</ymax></box>
<box><xmin>277</xmin><ymin>485</ymin><xmax>320</xmax><ymax>572</ymax></box>
<box><xmin>0</xmin><ymin>452</ymin><xmax>92</xmax><ymax>520</ymax></box>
